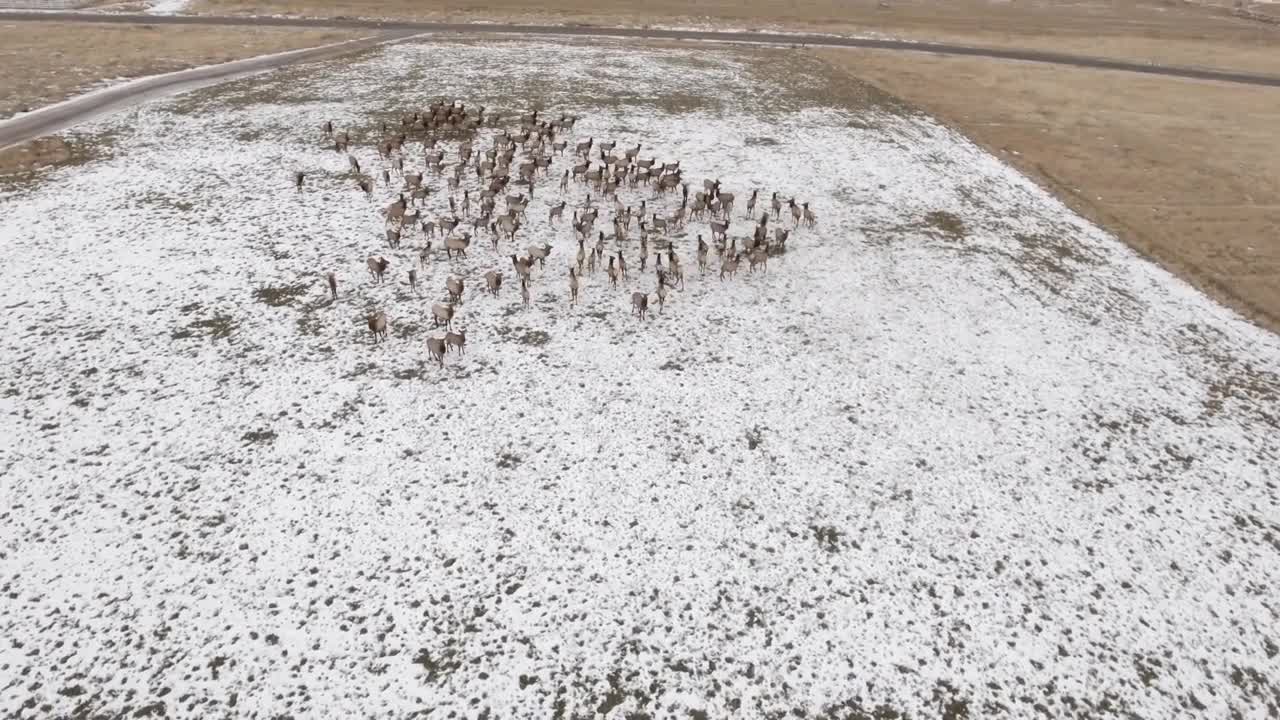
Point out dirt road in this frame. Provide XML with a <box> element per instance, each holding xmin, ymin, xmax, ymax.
<box><xmin>2</xmin><ymin>11</ymin><xmax>1280</xmax><ymax>87</ymax></box>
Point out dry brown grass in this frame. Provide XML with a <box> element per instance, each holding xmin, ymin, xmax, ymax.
<box><xmin>817</xmin><ymin>48</ymin><xmax>1280</xmax><ymax>333</ymax></box>
<box><xmin>0</xmin><ymin>21</ymin><xmax>357</xmax><ymax>121</ymax></box>
<box><xmin>0</xmin><ymin>21</ymin><xmax>359</xmax><ymax>174</ymax></box>
<box><xmin>192</xmin><ymin>0</ymin><xmax>1280</xmax><ymax>73</ymax></box>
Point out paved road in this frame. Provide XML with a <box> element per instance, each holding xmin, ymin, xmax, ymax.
<box><xmin>5</xmin><ymin>9</ymin><xmax>1280</xmax><ymax>87</ymax></box>
<box><xmin>0</xmin><ymin>30</ymin><xmax>419</xmax><ymax>151</ymax></box>
<box><xmin>2</xmin><ymin>9</ymin><xmax>1278</xmax><ymax>150</ymax></box>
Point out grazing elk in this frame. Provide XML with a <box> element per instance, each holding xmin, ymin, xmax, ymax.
<box><xmin>367</xmin><ymin>256</ymin><xmax>389</xmax><ymax>284</ymax></box>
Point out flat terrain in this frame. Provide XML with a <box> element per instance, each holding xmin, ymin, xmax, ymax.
<box><xmin>1</xmin><ymin>39</ymin><xmax>1277</xmax><ymax>719</ymax></box>
<box><xmin>189</xmin><ymin>0</ymin><xmax>1280</xmax><ymax>73</ymax></box>
<box><xmin>819</xmin><ymin>48</ymin><xmax>1280</xmax><ymax>334</ymax></box>
<box><xmin>0</xmin><ymin>21</ymin><xmax>358</xmax><ymax>172</ymax></box>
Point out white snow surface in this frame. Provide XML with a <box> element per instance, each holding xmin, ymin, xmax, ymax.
<box><xmin>146</xmin><ymin>0</ymin><xmax>190</xmax><ymax>14</ymax></box>
<box><xmin>1</xmin><ymin>40</ymin><xmax>1278</xmax><ymax>719</ymax></box>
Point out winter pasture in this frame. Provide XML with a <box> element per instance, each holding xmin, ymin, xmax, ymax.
<box><xmin>1</xmin><ymin>38</ymin><xmax>1279</xmax><ymax>720</ymax></box>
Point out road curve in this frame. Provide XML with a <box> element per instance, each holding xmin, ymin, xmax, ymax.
<box><xmin>5</xmin><ymin>10</ymin><xmax>1280</xmax><ymax>88</ymax></box>
<box><xmin>0</xmin><ymin>31</ymin><xmax>419</xmax><ymax>152</ymax></box>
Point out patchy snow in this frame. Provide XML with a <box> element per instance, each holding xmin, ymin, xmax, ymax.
<box><xmin>146</xmin><ymin>0</ymin><xmax>190</xmax><ymax>14</ymax></box>
<box><xmin>1</xmin><ymin>40</ymin><xmax>1278</xmax><ymax>719</ymax></box>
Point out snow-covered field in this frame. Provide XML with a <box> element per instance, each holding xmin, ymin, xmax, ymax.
<box><xmin>1</xmin><ymin>39</ymin><xmax>1278</xmax><ymax>719</ymax></box>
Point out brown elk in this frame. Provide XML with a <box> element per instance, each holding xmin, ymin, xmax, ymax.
<box><xmin>408</xmin><ymin>268</ymin><xmax>419</xmax><ymax>294</ymax></box>
<box><xmin>431</xmin><ymin>302</ymin><xmax>455</xmax><ymax>330</ymax></box>
<box><xmin>697</xmin><ymin>235</ymin><xmax>709</xmax><ymax>274</ymax></box>
<box><xmin>426</xmin><ymin>336</ymin><xmax>447</xmax><ymax>367</ymax></box>
<box><xmin>446</xmin><ymin>276</ymin><xmax>464</xmax><ymax>305</ymax></box>
<box><xmin>367</xmin><ymin>311</ymin><xmax>388</xmax><ymax>343</ymax></box>
<box><xmin>445</xmin><ymin>233</ymin><xmax>471</xmax><ymax>259</ymax></box>
<box><xmin>569</xmin><ymin>268</ymin><xmax>580</xmax><ymax>306</ymax></box>
<box><xmin>527</xmin><ymin>243</ymin><xmax>552</xmax><ymax>269</ymax></box>
<box><xmin>520</xmin><ymin>278</ymin><xmax>531</xmax><ymax>306</ymax></box>
<box><xmin>484</xmin><ymin>269</ymin><xmax>503</xmax><ymax>296</ymax></box>
<box><xmin>445</xmin><ymin>329</ymin><xmax>466</xmax><ymax>356</ymax></box>
<box><xmin>367</xmin><ymin>256</ymin><xmax>389</xmax><ymax>284</ymax></box>
<box><xmin>631</xmin><ymin>292</ymin><xmax>648</xmax><ymax>321</ymax></box>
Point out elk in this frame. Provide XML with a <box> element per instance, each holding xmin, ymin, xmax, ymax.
<box><xmin>426</xmin><ymin>336</ymin><xmax>447</xmax><ymax>367</ymax></box>
<box><xmin>431</xmin><ymin>302</ymin><xmax>455</xmax><ymax>330</ymax></box>
<box><xmin>293</xmin><ymin>171</ymin><xmax>305</xmax><ymax>191</ymax></box>
<box><xmin>445</xmin><ymin>329</ymin><xmax>466</xmax><ymax>355</ymax></box>
<box><xmin>607</xmin><ymin>256</ymin><xmax>619</xmax><ymax>288</ymax></box>
<box><xmin>357</xmin><ymin>178</ymin><xmax>373</xmax><ymax>197</ymax></box>
<box><xmin>348</xmin><ymin>154</ymin><xmax>361</xmax><ymax>174</ymax></box>
<box><xmin>419</xmin><ymin>243</ymin><xmax>433</xmax><ymax>268</ymax></box>
<box><xmin>771</xmin><ymin>192</ymin><xmax>782</xmax><ymax>219</ymax></box>
<box><xmin>568</xmin><ymin>267</ymin><xmax>580</xmax><ymax>306</ymax></box>
<box><xmin>710</xmin><ymin>218</ymin><xmax>730</xmax><ymax>242</ymax></box>
<box><xmin>576</xmin><ymin>239</ymin><xmax>586</xmax><ymax>272</ymax></box>
<box><xmin>386</xmin><ymin>227</ymin><xmax>401</xmax><ymax>249</ymax></box>
<box><xmin>367</xmin><ymin>311</ymin><xmax>388</xmax><ymax>343</ymax></box>
<box><xmin>408</xmin><ymin>268</ymin><xmax>419</xmax><ymax>294</ymax></box>
<box><xmin>527</xmin><ymin>243</ymin><xmax>552</xmax><ymax>269</ymax></box>
<box><xmin>445</xmin><ymin>276</ymin><xmax>465</xmax><ymax>305</ymax></box>
<box><xmin>484</xmin><ymin>269</ymin><xmax>503</xmax><ymax>296</ymax></box>
<box><xmin>655</xmin><ymin>275</ymin><xmax>667</xmax><ymax>312</ymax></box>
<box><xmin>616</xmin><ymin>250</ymin><xmax>627</xmax><ymax>280</ymax></box>
<box><xmin>631</xmin><ymin>292</ymin><xmax>648</xmax><ymax>321</ymax></box>
<box><xmin>511</xmin><ymin>255</ymin><xmax>533</xmax><ymax>283</ymax></box>
<box><xmin>790</xmin><ymin>198</ymin><xmax>802</xmax><ymax>226</ymax></box>
<box><xmin>521</xmin><ymin>278</ymin><xmax>531</xmax><ymax>306</ymax></box>
<box><xmin>549</xmin><ymin>201</ymin><xmax>566</xmax><ymax>224</ymax></box>
<box><xmin>496</xmin><ymin>214</ymin><xmax>521</xmax><ymax>243</ymax></box>
<box><xmin>668</xmin><ymin>251</ymin><xmax>685</xmax><ymax>289</ymax></box>
<box><xmin>746</xmin><ymin>189</ymin><xmax>758</xmax><ymax>218</ymax></box>
<box><xmin>445</xmin><ymin>233</ymin><xmax>471</xmax><ymax>259</ymax></box>
<box><xmin>719</xmin><ymin>192</ymin><xmax>735</xmax><ymax>217</ymax></box>
<box><xmin>720</xmin><ymin>254</ymin><xmax>739</xmax><ymax>281</ymax></box>
<box><xmin>802</xmin><ymin>202</ymin><xmax>817</xmax><ymax>228</ymax></box>
<box><xmin>367</xmin><ymin>256</ymin><xmax>389</xmax><ymax>284</ymax></box>
<box><xmin>748</xmin><ymin>247</ymin><xmax>768</xmax><ymax>274</ymax></box>
<box><xmin>322</xmin><ymin>120</ymin><xmax>333</xmax><ymax>136</ymax></box>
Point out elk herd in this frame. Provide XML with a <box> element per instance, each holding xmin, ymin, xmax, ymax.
<box><xmin>301</xmin><ymin>100</ymin><xmax>817</xmax><ymax>369</ymax></box>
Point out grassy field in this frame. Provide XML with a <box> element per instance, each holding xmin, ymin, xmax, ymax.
<box><xmin>0</xmin><ymin>21</ymin><xmax>359</xmax><ymax>173</ymax></box>
<box><xmin>819</xmin><ymin>48</ymin><xmax>1280</xmax><ymax>335</ymax></box>
<box><xmin>1</xmin><ymin>38</ymin><xmax>1277</xmax><ymax>719</ymax></box>
<box><xmin>189</xmin><ymin>0</ymin><xmax>1280</xmax><ymax>73</ymax></box>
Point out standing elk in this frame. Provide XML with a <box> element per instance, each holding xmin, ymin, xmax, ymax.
<box><xmin>426</xmin><ymin>336</ymin><xmax>447</xmax><ymax>367</ymax></box>
<box><xmin>367</xmin><ymin>311</ymin><xmax>388</xmax><ymax>343</ymax></box>
<box><xmin>631</xmin><ymin>292</ymin><xmax>648</xmax><ymax>321</ymax></box>
<box><xmin>367</xmin><ymin>256</ymin><xmax>389</xmax><ymax>284</ymax></box>
<box><xmin>569</xmin><ymin>267</ymin><xmax>580</xmax><ymax>306</ymax></box>
<box><xmin>445</xmin><ymin>329</ymin><xmax>466</xmax><ymax>356</ymax></box>
<box><xmin>446</xmin><ymin>276</ymin><xmax>464</xmax><ymax>305</ymax></box>
<box><xmin>484</xmin><ymin>269</ymin><xmax>503</xmax><ymax>296</ymax></box>
<box><xmin>408</xmin><ymin>269</ymin><xmax>419</xmax><ymax>294</ymax></box>
<box><xmin>431</xmin><ymin>302</ymin><xmax>455</xmax><ymax>330</ymax></box>
<box><xmin>445</xmin><ymin>233</ymin><xmax>471</xmax><ymax>259</ymax></box>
